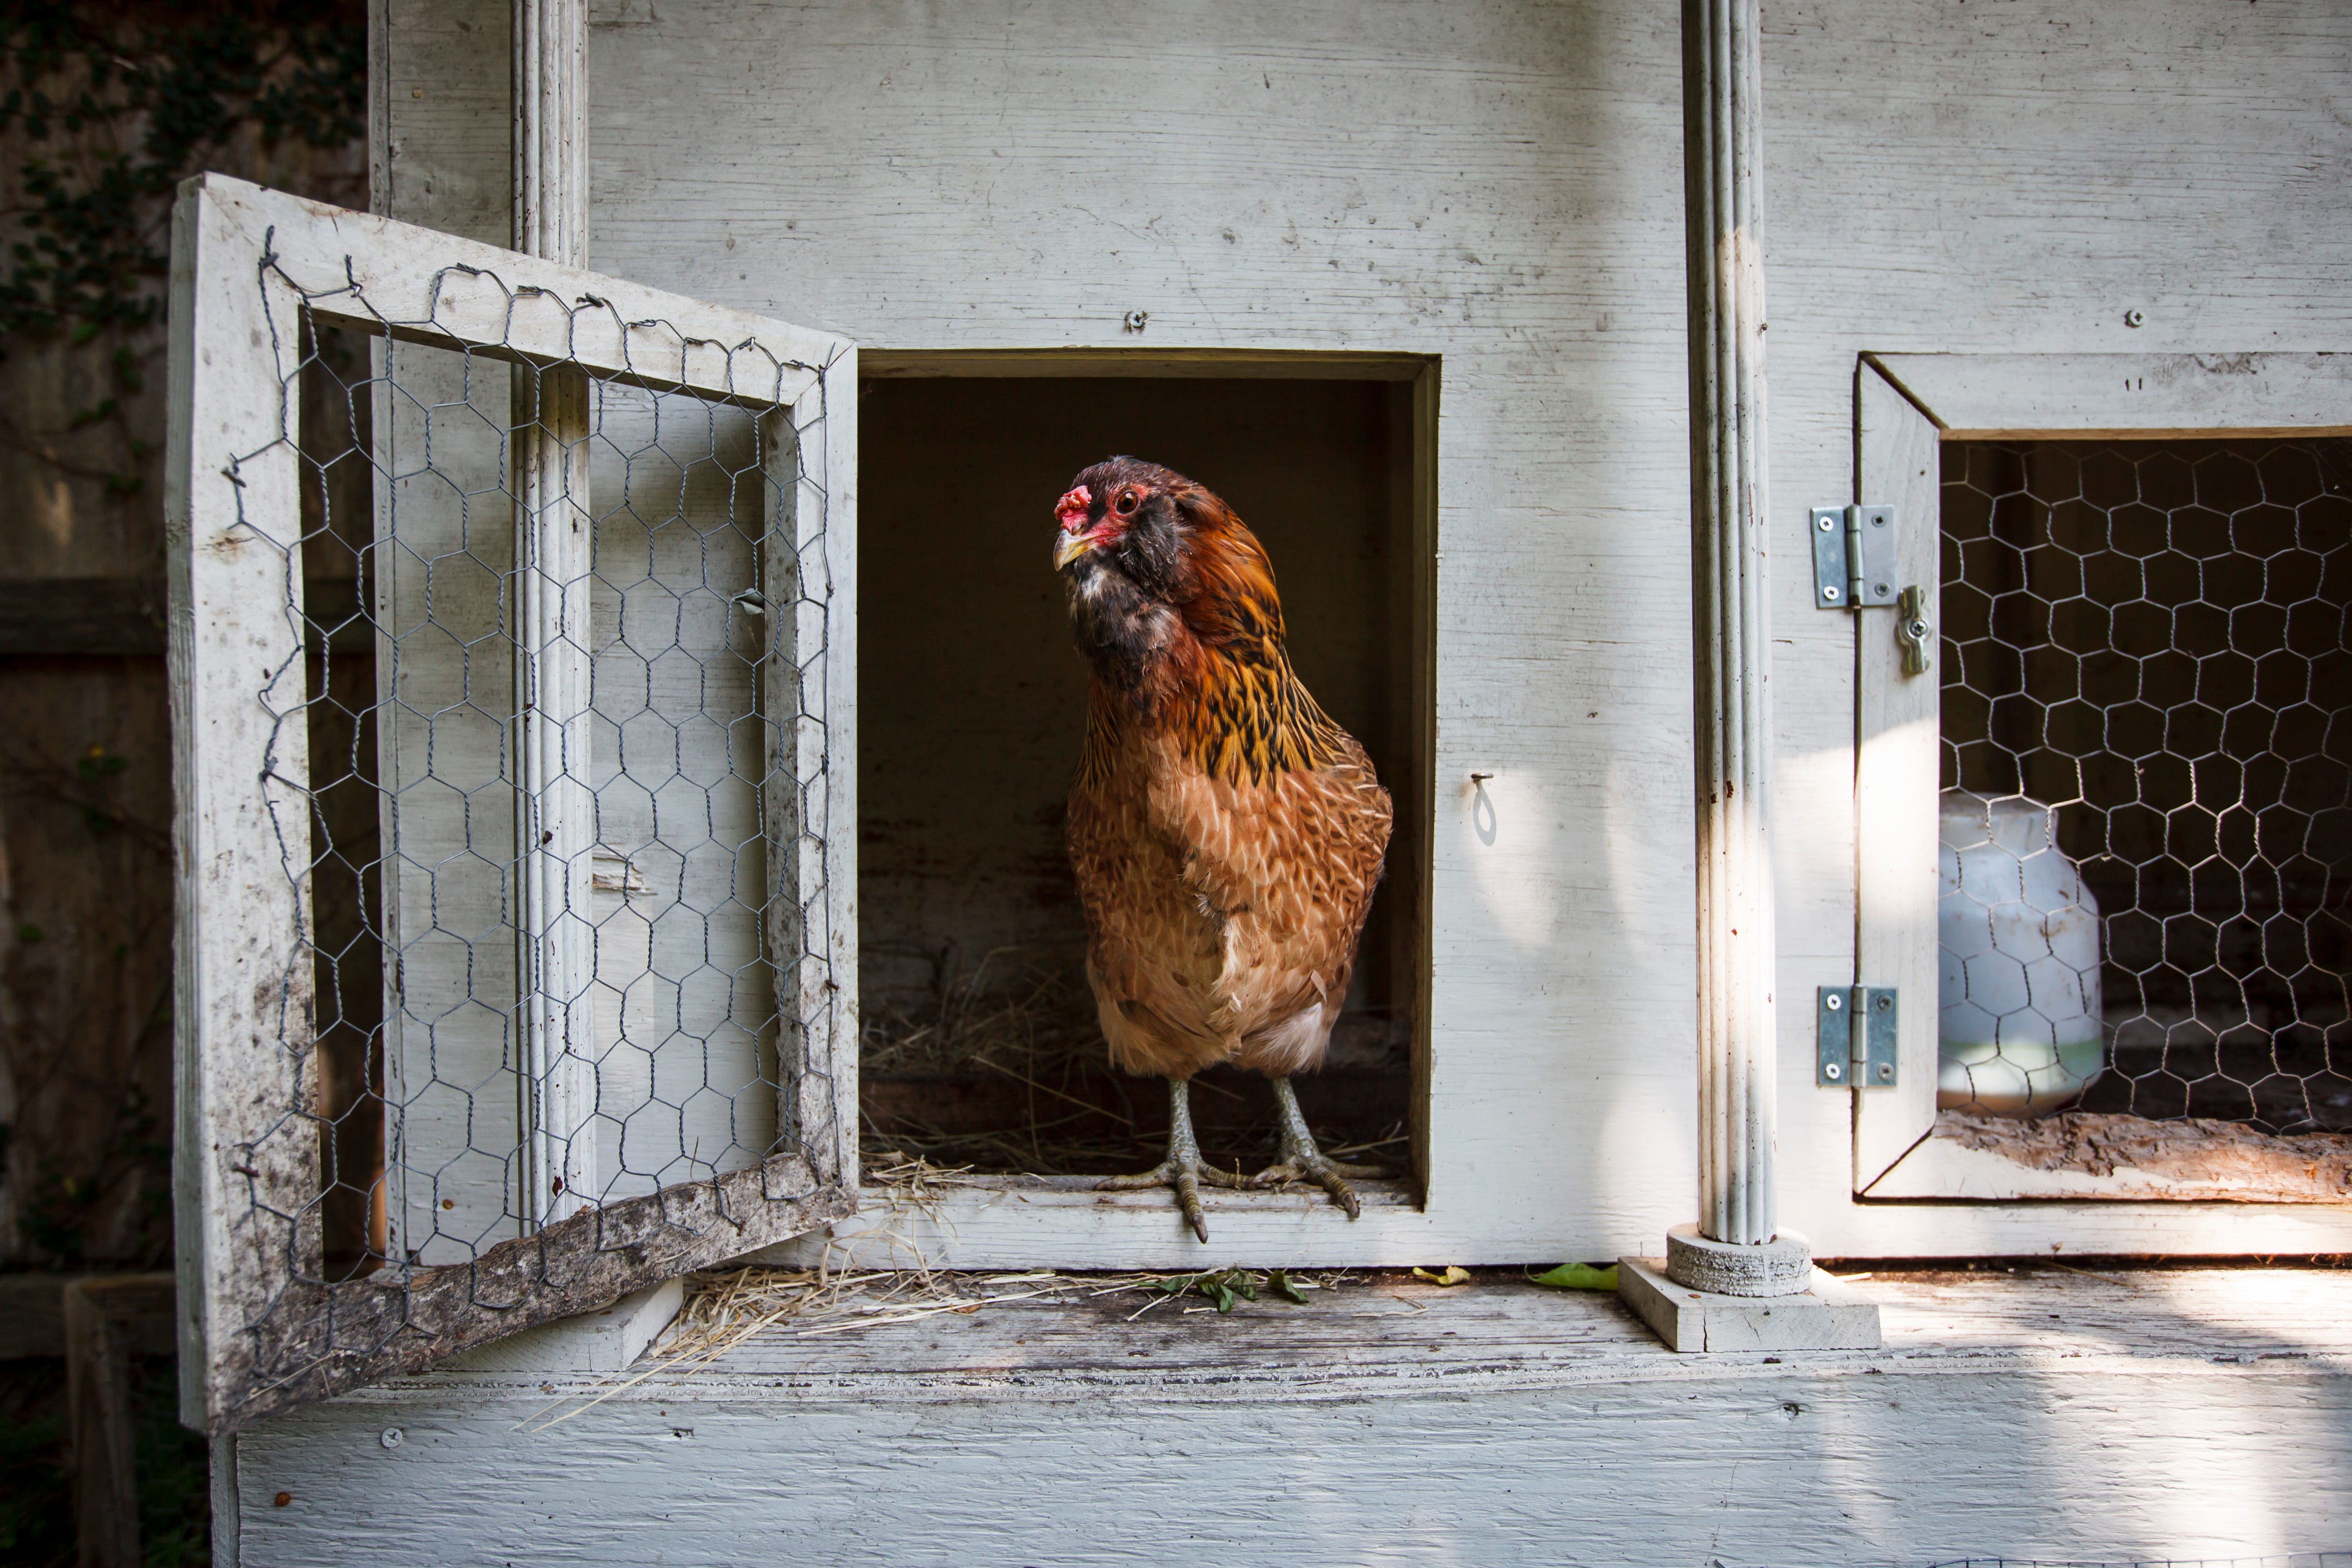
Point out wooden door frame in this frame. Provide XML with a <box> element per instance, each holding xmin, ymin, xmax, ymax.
<box><xmin>168</xmin><ymin>173</ymin><xmax>858</xmax><ymax>1430</ymax></box>
<box><xmin>1849</xmin><ymin>351</ymin><xmax>2352</xmax><ymax>1203</ymax></box>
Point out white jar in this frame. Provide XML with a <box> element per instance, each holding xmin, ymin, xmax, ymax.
<box><xmin>1938</xmin><ymin>791</ymin><xmax>2106</xmax><ymax>1116</ymax></box>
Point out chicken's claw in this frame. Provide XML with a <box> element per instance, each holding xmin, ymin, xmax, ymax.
<box><xmin>1248</xmin><ymin>1154</ymin><xmax>1376</xmax><ymax>1219</ymax></box>
<box><xmin>1251</xmin><ymin>1076</ymin><xmax>1379</xmax><ymax>1222</ymax></box>
<box><xmin>1098</xmin><ymin>1157</ymin><xmax>1248</xmax><ymax>1244</ymax></box>
<box><xmin>1097</xmin><ymin>1076</ymin><xmax>1240</xmax><ymax>1242</ymax></box>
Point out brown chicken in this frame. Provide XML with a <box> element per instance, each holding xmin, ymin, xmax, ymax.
<box><xmin>1052</xmin><ymin>457</ymin><xmax>1393</xmax><ymax>1241</ymax></box>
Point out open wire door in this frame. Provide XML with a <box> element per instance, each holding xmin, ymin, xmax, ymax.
<box><xmin>165</xmin><ymin>175</ymin><xmax>856</xmax><ymax>1432</ymax></box>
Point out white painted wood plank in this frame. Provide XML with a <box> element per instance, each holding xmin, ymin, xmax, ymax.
<box><xmin>242</xmin><ymin>1374</ymin><xmax>2352</xmax><ymax>1566</ymax></box>
<box><xmin>759</xmin><ymin>1172</ymin><xmax>2352</xmax><ymax>1271</ymax></box>
<box><xmin>334</xmin><ymin>1267</ymin><xmax>2352</xmax><ymax>1393</ymax></box>
<box><xmin>433</xmin><ymin>1277</ymin><xmax>680</xmax><ymax>1373</ymax></box>
<box><xmin>375</xmin><ymin>332</ymin><xmax>521</xmax><ymax>1268</ymax></box>
<box><xmin>167</xmin><ymin>178</ymin><xmax>320</xmax><ymax>1433</ymax></box>
<box><xmin>1829</xmin><ymin>1199</ymin><xmax>2352</xmax><ymax>1259</ymax></box>
<box><xmin>234</xmin><ymin>1270</ymin><xmax>2352</xmax><ymax>1566</ymax></box>
<box><xmin>1868</xmin><ymin>352</ymin><xmax>2352</xmax><ymax>440</ymax></box>
<box><xmin>510</xmin><ymin>11</ymin><xmax>596</xmax><ymax>1230</ymax></box>
<box><xmin>755</xmin><ymin>361</ymin><xmax>858</xmax><ymax>1194</ymax></box>
<box><xmin>376</xmin><ymin>0</ymin><xmax>510</xmax><ymax>246</ymax></box>
<box><xmin>809</xmin><ymin>348</ymin><xmax>859</xmax><ymax>1187</ymax></box>
<box><xmin>189</xmin><ymin>174</ymin><xmax>836</xmax><ymax>407</ymax></box>
<box><xmin>583</xmin><ymin>387</ymin><xmax>775</xmax><ymax>1200</ymax></box>
<box><xmin>1850</xmin><ymin>366</ymin><xmax>1944</xmax><ymax>1188</ymax></box>
<box><xmin>513</xmin><ymin>361</ymin><xmax>600</xmax><ymax>1227</ymax></box>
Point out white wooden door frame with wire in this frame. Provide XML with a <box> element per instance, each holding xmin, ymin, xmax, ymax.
<box><xmin>1849</xmin><ymin>351</ymin><xmax>2352</xmax><ymax>1212</ymax></box>
<box><xmin>167</xmin><ymin>173</ymin><xmax>857</xmax><ymax>1432</ymax></box>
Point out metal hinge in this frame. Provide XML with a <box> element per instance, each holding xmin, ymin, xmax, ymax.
<box><xmin>1817</xmin><ymin>986</ymin><xmax>1899</xmax><ymax>1088</ymax></box>
<box><xmin>1896</xmin><ymin>584</ymin><xmax>1934</xmax><ymax>676</ymax></box>
<box><xmin>1810</xmin><ymin>504</ymin><xmax>1898</xmax><ymax>610</ymax></box>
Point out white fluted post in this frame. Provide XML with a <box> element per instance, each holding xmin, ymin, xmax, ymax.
<box><xmin>1668</xmin><ymin>0</ymin><xmax>1809</xmax><ymax>1294</ymax></box>
<box><xmin>513</xmin><ymin>0</ymin><xmax>596</xmax><ymax>1229</ymax></box>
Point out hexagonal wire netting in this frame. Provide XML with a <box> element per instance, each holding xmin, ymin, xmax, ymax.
<box><xmin>1938</xmin><ymin>438</ymin><xmax>2352</xmax><ymax>1131</ymax></box>
<box><xmin>241</xmin><ymin>253</ymin><xmax>840</xmax><ymax>1313</ymax></box>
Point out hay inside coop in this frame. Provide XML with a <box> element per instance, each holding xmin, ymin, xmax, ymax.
<box><xmin>856</xmin><ymin>366</ymin><xmax>1432</xmax><ymax>1179</ymax></box>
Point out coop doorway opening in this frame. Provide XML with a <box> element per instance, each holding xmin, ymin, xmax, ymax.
<box><xmin>857</xmin><ymin>355</ymin><xmax>1435</xmax><ymax>1187</ymax></box>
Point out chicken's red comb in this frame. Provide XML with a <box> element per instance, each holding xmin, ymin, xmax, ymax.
<box><xmin>1055</xmin><ymin>485</ymin><xmax>1092</xmax><ymax>530</ymax></box>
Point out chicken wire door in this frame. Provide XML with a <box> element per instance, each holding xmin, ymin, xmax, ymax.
<box><xmin>165</xmin><ymin>174</ymin><xmax>857</xmax><ymax>1433</ymax></box>
<box><xmin>1848</xmin><ymin>353</ymin><xmax>2352</xmax><ymax>1202</ymax></box>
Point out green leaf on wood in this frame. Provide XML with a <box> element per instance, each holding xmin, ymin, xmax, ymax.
<box><xmin>1530</xmin><ymin>1262</ymin><xmax>1619</xmax><ymax>1291</ymax></box>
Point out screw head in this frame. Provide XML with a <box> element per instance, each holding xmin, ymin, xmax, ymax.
<box><xmin>1825</xmin><ymin>1062</ymin><xmax>1843</xmax><ymax>1080</ymax></box>
<box><xmin>2124</xmin><ymin>308</ymin><xmax>2145</xmax><ymax>328</ymax></box>
<box><xmin>1824</xmin><ymin>992</ymin><xmax>1843</xmax><ymax>1010</ymax></box>
<box><xmin>1823</xmin><ymin>586</ymin><xmax>1841</xmax><ymax>602</ymax></box>
<box><xmin>1874</xmin><ymin>994</ymin><xmax>1892</xmax><ymax>1011</ymax></box>
<box><xmin>1878</xmin><ymin>1062</ymin><xmax>1895</xmax><ymax>1081</ymax></box>
<box><xmin>1873</xmin><ymin>582</ymin><xmax>1891</xmax><ymax>597</ymax></box>
<box><xmin>1122</xmin><ymin>309</ymin><xmax>1149</xmax><ymax>332</ymax></box>
<box><xmin>1817</xmin><ymin>514</ymin><xmax>1836</xmax><ymax>531</ymax></box>
<box><xmin>380</xmin><ymin>1427</ymin><xmax>404</xmax><ymax>1449</ymax></box>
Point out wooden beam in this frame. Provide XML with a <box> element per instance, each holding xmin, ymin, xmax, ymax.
<box><xmin>0</xmin><ymin>1274</ymin><xmax>176</xmax><ymax>1359</ymax></box>
<box><xmin>1864</xmin><ymin>352</ymin><xmax>2352</xmax><ymax>441</ymax></box>
<box><xmin>0</xmin><ymin>578</ymin><xmax>166</xmax><ymax>657</ymax></box>
<box><xmin>859</xmin><ymin>348</ymin><xmax>1435</xmax><ymax>380</ymax></box>
<box><xmin>0</xmin><ymin>578</ymin><xmax>373</xmax><ymax>657</ymax></box>
<box><xmin>64</xmin><ymin>1273</ymin><xmax>173</xmax><ymax>1568</ymax></box>
<box><xmin>511</xmin><ymin>0</ymin><xmax>598</xmax><ymax>1229</ymax></box>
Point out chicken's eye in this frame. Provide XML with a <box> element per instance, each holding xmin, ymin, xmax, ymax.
<box><xmin>1115</xmin><ymin>489</ymin><xmax>1141</xmax><ymax>516</ymax></box>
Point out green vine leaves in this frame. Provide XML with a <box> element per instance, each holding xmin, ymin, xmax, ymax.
<box><xmin>0</xmin><ymin>3</ymin><xmax>363</xmax><ymax>507</ymax></box>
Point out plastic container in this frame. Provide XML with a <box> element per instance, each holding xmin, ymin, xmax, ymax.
<box><xmin>1937</xmin><ymin>790</ymin><xmax>2105</xmax><ymax>1116</ymax></box>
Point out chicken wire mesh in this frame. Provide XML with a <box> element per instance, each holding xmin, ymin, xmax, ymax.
<box><xmin>190</xmin><ymin>234</ymin><xmax>849</xmax><ymax>1417</ymax></box>
<box><xmin>1938</xmin><ymin>438</ymin><xmax>2352</xmax><ymax>1130</ymax></box>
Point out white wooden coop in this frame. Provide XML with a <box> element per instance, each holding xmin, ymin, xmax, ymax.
<box><xmin>165</xmin><ymin>1</ymin><xmax>2352</xmax><ymax>1562</ymax></box>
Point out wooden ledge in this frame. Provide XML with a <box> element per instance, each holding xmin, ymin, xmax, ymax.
<box><xmin>376</xmin><ymin>1266</ymin><xmax>2352</xmax><ymax>1408</ymax></box>
<box><xmin>744</xmin><ymin>1175</ymin><xmax>1446</xmax><ymax>1272</ymax></box>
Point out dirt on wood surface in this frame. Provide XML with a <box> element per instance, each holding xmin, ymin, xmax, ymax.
<box><xmin>1938</xmin><ymin>1108</ymin><xmax>2352</xmax><ymax>1198</ymax></box>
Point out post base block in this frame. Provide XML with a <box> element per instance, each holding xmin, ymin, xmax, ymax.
<box><xmin>1616</xmin><ymin>1256</ymin><xmax>1881</xmax><ymax>1353</ymax></box>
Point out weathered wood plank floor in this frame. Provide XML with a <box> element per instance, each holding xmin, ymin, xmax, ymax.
<box><xmin>668</xmin><ymin>1265</ymin><xmax>2352</xmax><ymax>1393</ymax></box>
<box><xmin>234</xmin><ymin>1268</ymin><xmax>2352</xmax><ymax>1567</ymax></box>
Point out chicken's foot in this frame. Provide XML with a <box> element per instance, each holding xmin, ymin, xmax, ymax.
<box><xmin>1250</xmin><ymin>1076</ymin><xmax>1379</xmax><ymax>1220</ymax></box>
<box><xmin>1095</xmin><ymin>1076</ymin><xmax>1247</xmax><ymax>1243</ymax></box>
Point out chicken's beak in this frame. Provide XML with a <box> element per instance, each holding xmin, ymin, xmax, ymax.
<box><xmin>1053</xmin><ymin>530</ymin><xmax>1094</xmax><ymax>571</ymax></box>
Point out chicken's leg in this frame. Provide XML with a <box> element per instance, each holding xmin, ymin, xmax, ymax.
<box><xmin>1096</xmin><ymin>1076</ymin><xmax>1247</xmax><ymax>1243</ymax></box>
<box><xmin>1251</xmin><ymin>1076</ymin><xmax>1379</xmax><ymax>1220</ymax></box>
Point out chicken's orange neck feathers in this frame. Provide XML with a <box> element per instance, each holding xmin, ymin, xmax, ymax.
<box><xmin>1081</xmin><ymin>494</ymin><xmax>1348</xmax><ymax>789</ymax></box>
